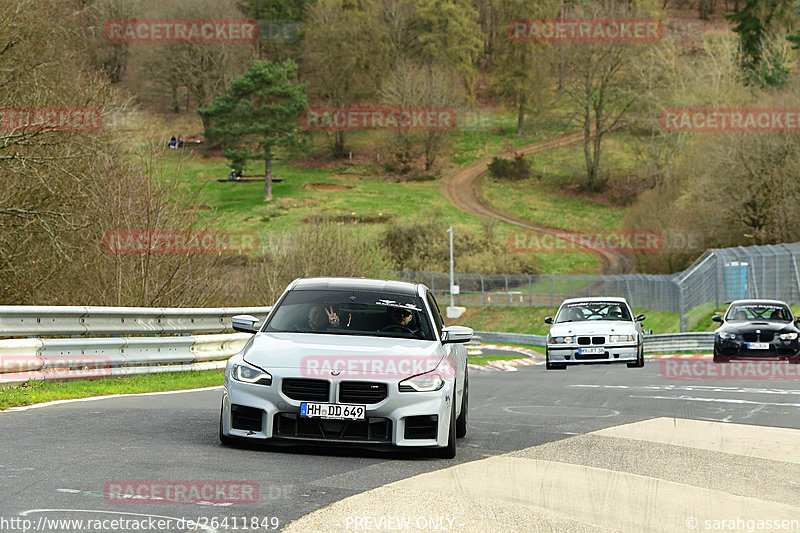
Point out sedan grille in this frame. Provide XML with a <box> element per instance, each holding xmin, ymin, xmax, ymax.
<box><xmin>339</xmin><ymin>382</ymin><xmax>388</xmax><ymax>404</ymax></box>
<box><xmin>578</xmin><ymin>336</ymin><xmax>606</xmax><ymax>345</ymax></box>
<box><xmin>592</xmin><ymin>336</ymin><xmax>605</xmax><ymax>345</ymax></box>
<box><xmin>281</xmin><ymin>379</ymin><xmax>330</xmax><ymax>402</ymax></box>
<box><xmin>743</xmin><ymin>332</ymin><xmax>774</xmax><ymax>343</ymax></box>
<box><xmin>577</xmin><ymin>337</ymin><xmax>591</xmax><ymax>345</ymax></box>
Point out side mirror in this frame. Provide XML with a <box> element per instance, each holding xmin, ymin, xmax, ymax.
<box><xmin>635</xmin><ymin>314</ymin><xmax>646</xmax><ymax>322</ymax></box>
<box><xmin>544</xmin><ymin>317</ymin><xmax>553</xmax><ymax>324</ymax></box>
<box><xmin>232</xmin><ymin>314</ymin><xmax>260</xmax><ymax>334</ymax></box>
<box><xmin>442</xmin><ymin>325</ymin><xmax>473</xmax><ymax>344</ymax></box>
<box><xmin>712</xmin><ymin>315</ymin><xmax>723</xmax><ymax>323</ymax></box>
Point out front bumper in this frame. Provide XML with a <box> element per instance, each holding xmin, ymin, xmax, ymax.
<box><xmin>546</xmin><ymin>344</ymin><xmax>638</xmax><ymax>364</ymax></box>
<box><xmin>220</xmin><ymin>373</ymin><xmax>455</xmax><ymax>449</ymax></box>
<box><xmin>714</xmin><ymin>338</ymin><xmax>800</xmax><ymax>360</ymax></box>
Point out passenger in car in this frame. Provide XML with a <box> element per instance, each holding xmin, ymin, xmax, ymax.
<box><xmin>307</xmin><ymin>305</ymin><xmax>340</xmax><ymax>331</ymax></box>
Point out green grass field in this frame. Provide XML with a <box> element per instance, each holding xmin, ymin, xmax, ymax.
<box><xmin>0</xmin><ymin>370</ymin><xmax>224</xmax><ymax>410</ymax></box>
<box><xmin>149</xmin><ymin>108</ymin><xmax>620</xmax><ymax>274</ymax></box>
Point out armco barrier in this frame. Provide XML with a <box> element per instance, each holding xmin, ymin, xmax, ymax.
<box><xmin>0</xmin><ymin>305</ymin><xmax>272</xmax><ymax>337</ymax></box>
<box><xmin>0</xmin><ymin>305</ymin><xmax>269</xmax><ymax>386</ymax></box>
<box><xmin>475</xmin><ymin>331</ymin><xmax>715</xmax><ymax>354</ymax></box>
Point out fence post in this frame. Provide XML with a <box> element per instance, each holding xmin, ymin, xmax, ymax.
<box><xmin>479</xmin><ymin>274</ymin><xmax>485</xmax><ymax>306</ymax></box>
<box><xmin>548</xmin><ymin>275</ymin><xmax>554</xmax><ymax>306</ymax></box>
<box><xmin>525</xmin><ymin>274</ymin><xmax>533</xmax><ymax>306</ymax></box>
<box><xmin>569</xmin><ymin>275</ymin><xmax>573</xmax><ymax>298</ymax></box>
<box><xmin>503</xmin><ymin>274</ymin><xmax>509</xmax><ymax>305</ymax></box>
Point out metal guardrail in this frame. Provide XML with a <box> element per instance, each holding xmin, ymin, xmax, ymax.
<box><xmin>475</xmin><ymin>331</ymin><xmax>715</xmax><ymax>354</ymax></box>
<box><xmin>0</xmin><ymin>306</ymin><xmax>272</xmax><ymax>385</ymax></box>
<box><xmin>0</xmin><ymin>305</ymin><xmax>272</xmax><ymax>337</ymax></box>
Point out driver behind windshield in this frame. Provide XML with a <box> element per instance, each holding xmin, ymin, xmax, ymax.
<box><xmin>383</xmin><ymin>306</ymin><xmax>413</xmax><ymax>332</ymax></box>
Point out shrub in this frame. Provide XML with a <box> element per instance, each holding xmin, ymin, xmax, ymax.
<box><xmin>488</xmin><ymin>154</ymin><xmax>531</xmax><ymax>180</ymax></box>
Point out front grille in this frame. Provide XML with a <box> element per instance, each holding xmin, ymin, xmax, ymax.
<box><xmin>592</xmin><ymin>336</ymin><xmax>605</xmax><ymax>345</ymax></box>
<box><xmin>743</xmin><ymin>332</ymin><xmax>774</xmax><ymax>343</ymax></box>
<box><xmin>231</xmin><ymin>404</ymin><xmax>263</xmax><ymax>432</ymax></box>
<box><xmin>282</xmin><ymin>378</ymin><xmax>330</xmax><ymax>402</ymax></box>
<box><xmin>404</xmin><ymin>415</ymin><xmax>438</xmax><ymax>440</ymax></box>
<box><xmin>577</xmin><ymin>337</ymin><xmax>591</xmax><ymax>345</ymax></box>
<box><xmin>273</xmin><ymin>413</ymin><xmax>392</xmax><ymax>443</ymax></box>
<box><xmin>339</xmin><ymin>382</ymin><xmax>388</xmax><ymax>404</ymax></box>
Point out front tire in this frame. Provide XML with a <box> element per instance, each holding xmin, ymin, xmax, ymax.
<box><xmin>455</xmin><ymin>371</ymin><xmax>468</xmax><ymax>438</ymax></box>
<box><xmin>627</xmin><ymin>345</ymin><xmax>645</xmax><ymax>368</ymax></box>
<box><xmin>433</xmin><ymin>398</ymin><xmax>457</xmax><ymax>459</ymax></box>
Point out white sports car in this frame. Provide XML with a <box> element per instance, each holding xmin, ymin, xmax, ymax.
<box><xmin>545</xmin><ymin>297</ymin><xmax>645</xmax><ymax>370</ymax></box>
<box><xmin>219</xmin><ymin>277</ymin><xmax>472</xmax><ymax>458</ymax></box>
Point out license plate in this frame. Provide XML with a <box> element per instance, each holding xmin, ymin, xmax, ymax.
<box><xmin>747</xmin><ymin>342</ymin><xmax>770</xmax><ymax>350</ymax></box>
<box><xmin>579</xmin><ymin>347</ymin><xmax>605</xmax><ymax>355</ymax></box>
<box><xmin>300</xmin><ymin>402</ymin><xmax>366</xmax><ymax>420</ymax></box>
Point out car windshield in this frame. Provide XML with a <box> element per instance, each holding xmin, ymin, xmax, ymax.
<box><xmin>555</xmin><ymin>301</ymin><xmax>632</xmax><ymax>323</ymax></box>
<box><xmin>725</xmin><ymin>304</ymin><xmax>792</xmax><ymax>322</ymax></box>
<box><xmin>263</xmin><ymin>289</ymin><xmax>435</xmax><ymax>340</ymax></box>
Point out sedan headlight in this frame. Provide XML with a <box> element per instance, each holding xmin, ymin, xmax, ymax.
<box><xmin>779</xmin><ymin>332</ymin><xmax>799</xmax><ymax>340</ymax></box>
<box><xmin>609</xmin><ymin>335</ymin><xmax>635</xmax><ymax>342</ymax></box>
<box><xmin>399</xmin><ymin>371</ymin><xmax>445</xmax><ymax>392</ymax></box>
<box><xmin>550</xmin><ymin>336</ymin><xmax>574</xmax><ymax>344</ymax></box>
<box><xmin>232</xmin><ymin>362</ymin><xmax>272</xmax><ymax>385</ymax></box>
<box><xmin>718</xmin><ymin>332</ymin><xmax>737</xmax><ymax>340</ymax></box>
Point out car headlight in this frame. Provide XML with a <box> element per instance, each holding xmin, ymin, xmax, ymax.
<box><xmin>609</xmin><ymin>335</ymin><xmax>635</xmax><ymax>342</ymax></box>
<box><xmin>399</xmin><ymin>371</ymin><xmax>445</xmax><ymax>392</ymax></box>
<box><xmin>779</xmin><ymin>332</ymin><xmax>798</xmax><ymax>340</ymax></box>
<box><xmin>232</xmin><ymin>362</ymin><xmax>272</xmax><ymax>385</ymax></box>
<box><xmin>718</xmin><ymin>332</ymin><xmax>737</xmax><ymax>340</ymax></box>
<box><xmin>550</xmin><ymin>336</ymin><xmax>574</xmax><ymax>344</ymax></box>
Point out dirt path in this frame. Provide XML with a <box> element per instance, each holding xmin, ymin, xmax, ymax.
<box><xmin>442</xmin><ymin>131</ymin><xmax>634</xmax><ymax>274</ymax></box>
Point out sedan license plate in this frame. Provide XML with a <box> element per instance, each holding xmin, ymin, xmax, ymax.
<box><xmin>747</xmin><ymin>342</ymin><xmax>770</xmax><ymax>350</ymax></box>
<box><xmin>300</xmin><ymin>402</ymin><xmax>365</xmax><ymax>420</ymax></box>
<box><xmin>579</xmin><ymin>347</ymin><xmax>605</xmax><ymax>355</ymax></box>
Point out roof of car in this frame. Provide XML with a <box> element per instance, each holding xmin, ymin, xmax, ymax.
<box><xmin>727</xmin><ymin>299</ymin><xmax>790</xmax><ymax>306</ymax></box>
<box><xmin>290</xmin><ymin>277</ymin><xmax>422</xmax><ymax>296</ymax></box>
<box><xmin>560</xmin><ymin>296</ymin><xmax>629</xmax><ymax>306</ymax></box>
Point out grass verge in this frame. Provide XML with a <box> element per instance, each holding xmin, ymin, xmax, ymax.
<box><xmin>0</xmin><ymin>369</ymin><xmax>224</xmax><ymax>410</ymax></box>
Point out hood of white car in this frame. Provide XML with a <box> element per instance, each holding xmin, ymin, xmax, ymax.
<box><xmin>548</xmin><ymin>321</ymin><xmax>636</xmax><ymax>337</ymax></box>
<box><xmin>242</xmin><ymin>332</ymin><xmax>445</xmax><ymax>377</ymax></box>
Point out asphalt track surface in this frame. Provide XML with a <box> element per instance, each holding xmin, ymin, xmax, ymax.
<box><xmin>3</xmin><ymin>356</ymin><xmax>800</xmax><ymax>532</ymax></box>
